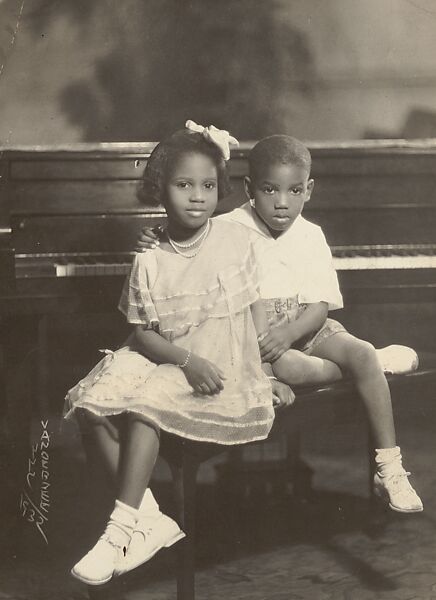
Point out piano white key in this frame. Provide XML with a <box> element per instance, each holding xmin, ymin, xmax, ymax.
<box><xmin>65</xmin><ymin>263</ymin><xmax>75</xmax><ymax>277</ymax></box>
<box><xmin>55</xmin><ymin>264</ymin><xmax>67</xmax><ymax>277</ymax></box>
<box><xmin>86</xmin><ymin>264</ymin><xmax>96</xmax><ymax>276</ymax></box>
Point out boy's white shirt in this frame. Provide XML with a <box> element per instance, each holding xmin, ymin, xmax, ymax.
<box><xmin>215</xmin><ymin>202</ymin><xmax>343</xmax><ymax>310</ymax></box>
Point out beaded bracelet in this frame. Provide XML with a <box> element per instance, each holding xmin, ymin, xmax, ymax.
<box><xmin>178</xmin><ymin>350</ymin><xmax>191</xmax><ymax>369</ymax></box>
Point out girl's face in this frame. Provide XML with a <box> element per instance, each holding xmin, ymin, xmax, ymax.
<box><xmin>164</xmin><ymin>152</ymin><xmax>218</xmax><ymax>230</ymax></box>
<box><xmin>245</xmin><ymin>162</ymin><xmax>314</xmax><ymax>239</ymax></box>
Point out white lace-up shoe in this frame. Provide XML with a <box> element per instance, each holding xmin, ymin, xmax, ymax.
<box><xmin>71</xmin><ymin>532</ymin><xmax>127</xmax><ymax>585</ymax></box>
<box><xmin>376</xmin><ymin>345</ymin><xmax>419</xmax><ymax>375</ymax></box>
<box><xmin>115</xmin><ymin>514</ymin><xmax>185</xmax><ymax>576</ymax></box>
<box><xmin>374</xmin><ymin>470</ymin><xmax>423</xmax><ymax>513</ymax></box>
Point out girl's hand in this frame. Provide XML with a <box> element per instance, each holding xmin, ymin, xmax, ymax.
<box><xmin>183</xmin><ymin>354</ymin><xmax>226</xmax><ymax>395</ymax></box>
<box><xmin>135</xmin><ymin>227</ymin><xmax>160</xmax><ymax>252</ymax></box>
<box><xmin>259</xmin><ymin>325</ymin><xmax>294</xmax><ymax>363</ymax></box>
<box><xmin>271</xmin><ymin>380</ymin><xmax>295</xmax><ymax>409</ymax></box>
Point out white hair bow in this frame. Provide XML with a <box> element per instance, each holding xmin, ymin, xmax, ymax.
<box><xmin>185</xmin><ymin>119</ymin><xmax>239</xmax><ymax>161</ymax></box>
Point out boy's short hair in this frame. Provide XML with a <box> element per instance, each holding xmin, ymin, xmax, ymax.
<box><xmin>248</xmin><ymin>135</ymin><xmax>312</xmax><ymax>181</ymax></box>
<box><xmin>139</xmin><ymin>129</ymin><xmax>231</xmax><ymax>206</ymax></box>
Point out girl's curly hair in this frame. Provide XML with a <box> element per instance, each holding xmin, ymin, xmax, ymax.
<box><xmin>138</xmin><ymin>129</ymin><xmax>232</xmax><ymax>206</ymax></box>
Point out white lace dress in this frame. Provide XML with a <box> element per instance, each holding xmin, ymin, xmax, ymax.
<box><xmin>64</xmin><ymin>220</ymin><xmax>274</xmax><ymax>445</ymax></box>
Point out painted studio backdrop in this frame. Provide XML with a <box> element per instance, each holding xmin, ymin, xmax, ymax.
<box><xmin>2</xmin><ymin>0</ymin><xmax>436</xmax><ymax>144</ymax></box>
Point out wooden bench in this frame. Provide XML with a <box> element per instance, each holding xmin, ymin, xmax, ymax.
<box><xmin>156</xmin><ymin>352</ymin><xmax>436</xmax><ymax>600</ymax></box>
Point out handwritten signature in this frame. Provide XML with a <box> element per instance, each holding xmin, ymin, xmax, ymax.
<box><xmin>19</xmin><ymin>419</ymin><xmax>50</xmax><ymax>544</ymax></box>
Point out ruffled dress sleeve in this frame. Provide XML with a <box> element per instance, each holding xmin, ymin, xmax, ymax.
<box><xmin>118</xmin><ymin>252</ymin><xmax>160</xmax><ymax>329</ymax></box>
<box><xmin>218</xmin><ymin>225</ymin><xmax>261</xmax><ymax>314</ymax></box>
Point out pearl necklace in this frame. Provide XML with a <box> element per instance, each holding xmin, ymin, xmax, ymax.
<box><xmin>168</xmin><ymin>219</ymin><xmax>210</xmax><ymax>249</ymax></box>
<box><xmin>167</xmin><ymin>219</ymin><xmax>211</xmax><ymax>258</ymax></box>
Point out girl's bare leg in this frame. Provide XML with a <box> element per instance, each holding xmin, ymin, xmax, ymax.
<box><xmin>71</xmin><ymin>413</ymin><xmax>160</xmax><ymax>584</ymax></box>
<box><xmin>77</xmin><ymin>410</ymin><xmax>161</xmax><ymax>508</ymax></box>
<box><xmin>311</xmin><ymin>332</ymin><xmax>396</xmax><ymax>448</ymax></box>
<box><xmin>272</xmin><ymin>348</ymin><xmax>343</xmax><ymax>386</ymax></box>
<box><xmin>77</xmin><ymin>409</ymin><xmax>121</xmax><ymax>488</ymax></box>
<box><xmin>118</xmin><ymin>414</ymin><xmax>160</xmax><ymax>509</ymax></box>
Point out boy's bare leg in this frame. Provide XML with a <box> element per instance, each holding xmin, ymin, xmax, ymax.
<box><xmin>311</xmin><ymin>332</ymin><xmax>396</xmax><ymax>448</ymax></box>
<box><xmin>272</xmin><ymin>348</ymin><xmax>343</xmax><ymax>386</ymax></box>
<box><xmin>310</xmin><ymin>332</ymin><xmax>423</xmax><ymax>513</ymax></box>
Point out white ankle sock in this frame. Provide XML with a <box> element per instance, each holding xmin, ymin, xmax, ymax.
<box><xmin>375</xmin><ymin>446</ymin><xmax>404</xmax><ymax>476</ymax></box>
<box><xmin>138</xmin><ymin>489</ymin><xmax>162</xmax><ymax>519</ymax></box>
<box><xmin>106</xmin><ymin>500</ymin><xmax>139</xmax><ymax>548</ymax></box>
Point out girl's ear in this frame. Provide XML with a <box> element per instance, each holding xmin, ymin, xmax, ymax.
<box><xmin>305</xmin><ymin>178</ymin><xmax>314</xmax><ymax>203</ymax></box>
<box><xmin>244</xmin><ymin>176</ymin><xmax>253</xmax><ymax>200</ymax></box>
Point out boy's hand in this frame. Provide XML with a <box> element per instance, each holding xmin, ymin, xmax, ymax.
<box><xmin>272</xmin><ymin>380</ymin><xmax>295</xmax><ymax>409</ymax></box>
<box><xmin>182</xmin><ymin>354</ymin><xmax>226</xmax><ymax>395</ymax></box>
<box><xmin>258</xmin><ymin>326</ymin><xmax>294</xmax><ymax>362</ymax></box>
<box><xmin>135</xmin><ymin>226</ymin><xmax>161</xmax><ymax>252</ymax></box>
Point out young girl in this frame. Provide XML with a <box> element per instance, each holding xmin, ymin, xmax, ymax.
<box><xmin>64</xmin><ymin>122</ymin><xmax>286</xmax><ymax>586</ymax></box>
<box><xmin>137</xmin><ymin>134</ymin><xmax>423</xmax><ymax>515</ymax></box>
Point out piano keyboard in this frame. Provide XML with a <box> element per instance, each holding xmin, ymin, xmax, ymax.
<box><xmin>333</xmin><ymin>244</ymin><xmax>436</xmax><ymax>270</ymax></box>
<box><xmin>15</xmin><ymin>252</ymin><xmax>136</xmax><ymax>278</ymax></box>
<box><xmin>54</xmin><ymin>257</ymin><xmax>132</xmax><ymax>277</ymax></box>
<box><xmin>14</xmin><ymin>244</ymin><xmax>436</xmax><ymax>278</ymax></box>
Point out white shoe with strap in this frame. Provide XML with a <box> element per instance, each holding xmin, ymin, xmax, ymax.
<box><xmin>115</xmin><ymin>513</ymin><xmax>185</xmax><ymax>576</ymax></box>
<box><xmin>373</xmin><ymin>447</ymin><xmax>423</xmax><ymax>513</ymax></box>
<box><xmin>72</xmin><ymin>530</ymin><xmax>128</xmax><ymax>585</ymax></box>
<box><xmin>374</xmin><ymin>469</ymin><xmax>423</xmax><ymax>513</ymax></box>
<box><xmin>71</xmin><ymin>499</ymin><xmax>137</xmax><ymax>585</ymax></box>
<box><xmin>376</xmin><ymin>345</ymin><xmax>419</xmax><ymax>375</ymax></box>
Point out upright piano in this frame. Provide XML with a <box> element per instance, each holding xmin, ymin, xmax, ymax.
<box><xmin>1</xmin><ymin>140</ymin><xmax>436</xmax><ymax>370</ymax></box>
<box><xmin>2</xmin><ymin>141</ymin><xmax>436</xmax><ymax>334</ymax></box>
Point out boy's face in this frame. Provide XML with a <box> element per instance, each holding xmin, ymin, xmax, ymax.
<box><xmin>245</xmin><ymin>162</ymin><xmax>314</xmax><ymax>237</ymax></box>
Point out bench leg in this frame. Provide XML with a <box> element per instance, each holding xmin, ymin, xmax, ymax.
<box><xmin>285</xmin><ymin>425</ymin><xmax>314</xmax><ymax>503</ymax></box>
<box><xmin>170</xmin><ymin>455</ymin><xmax>199</xmax><ymax>600</ymax></box>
